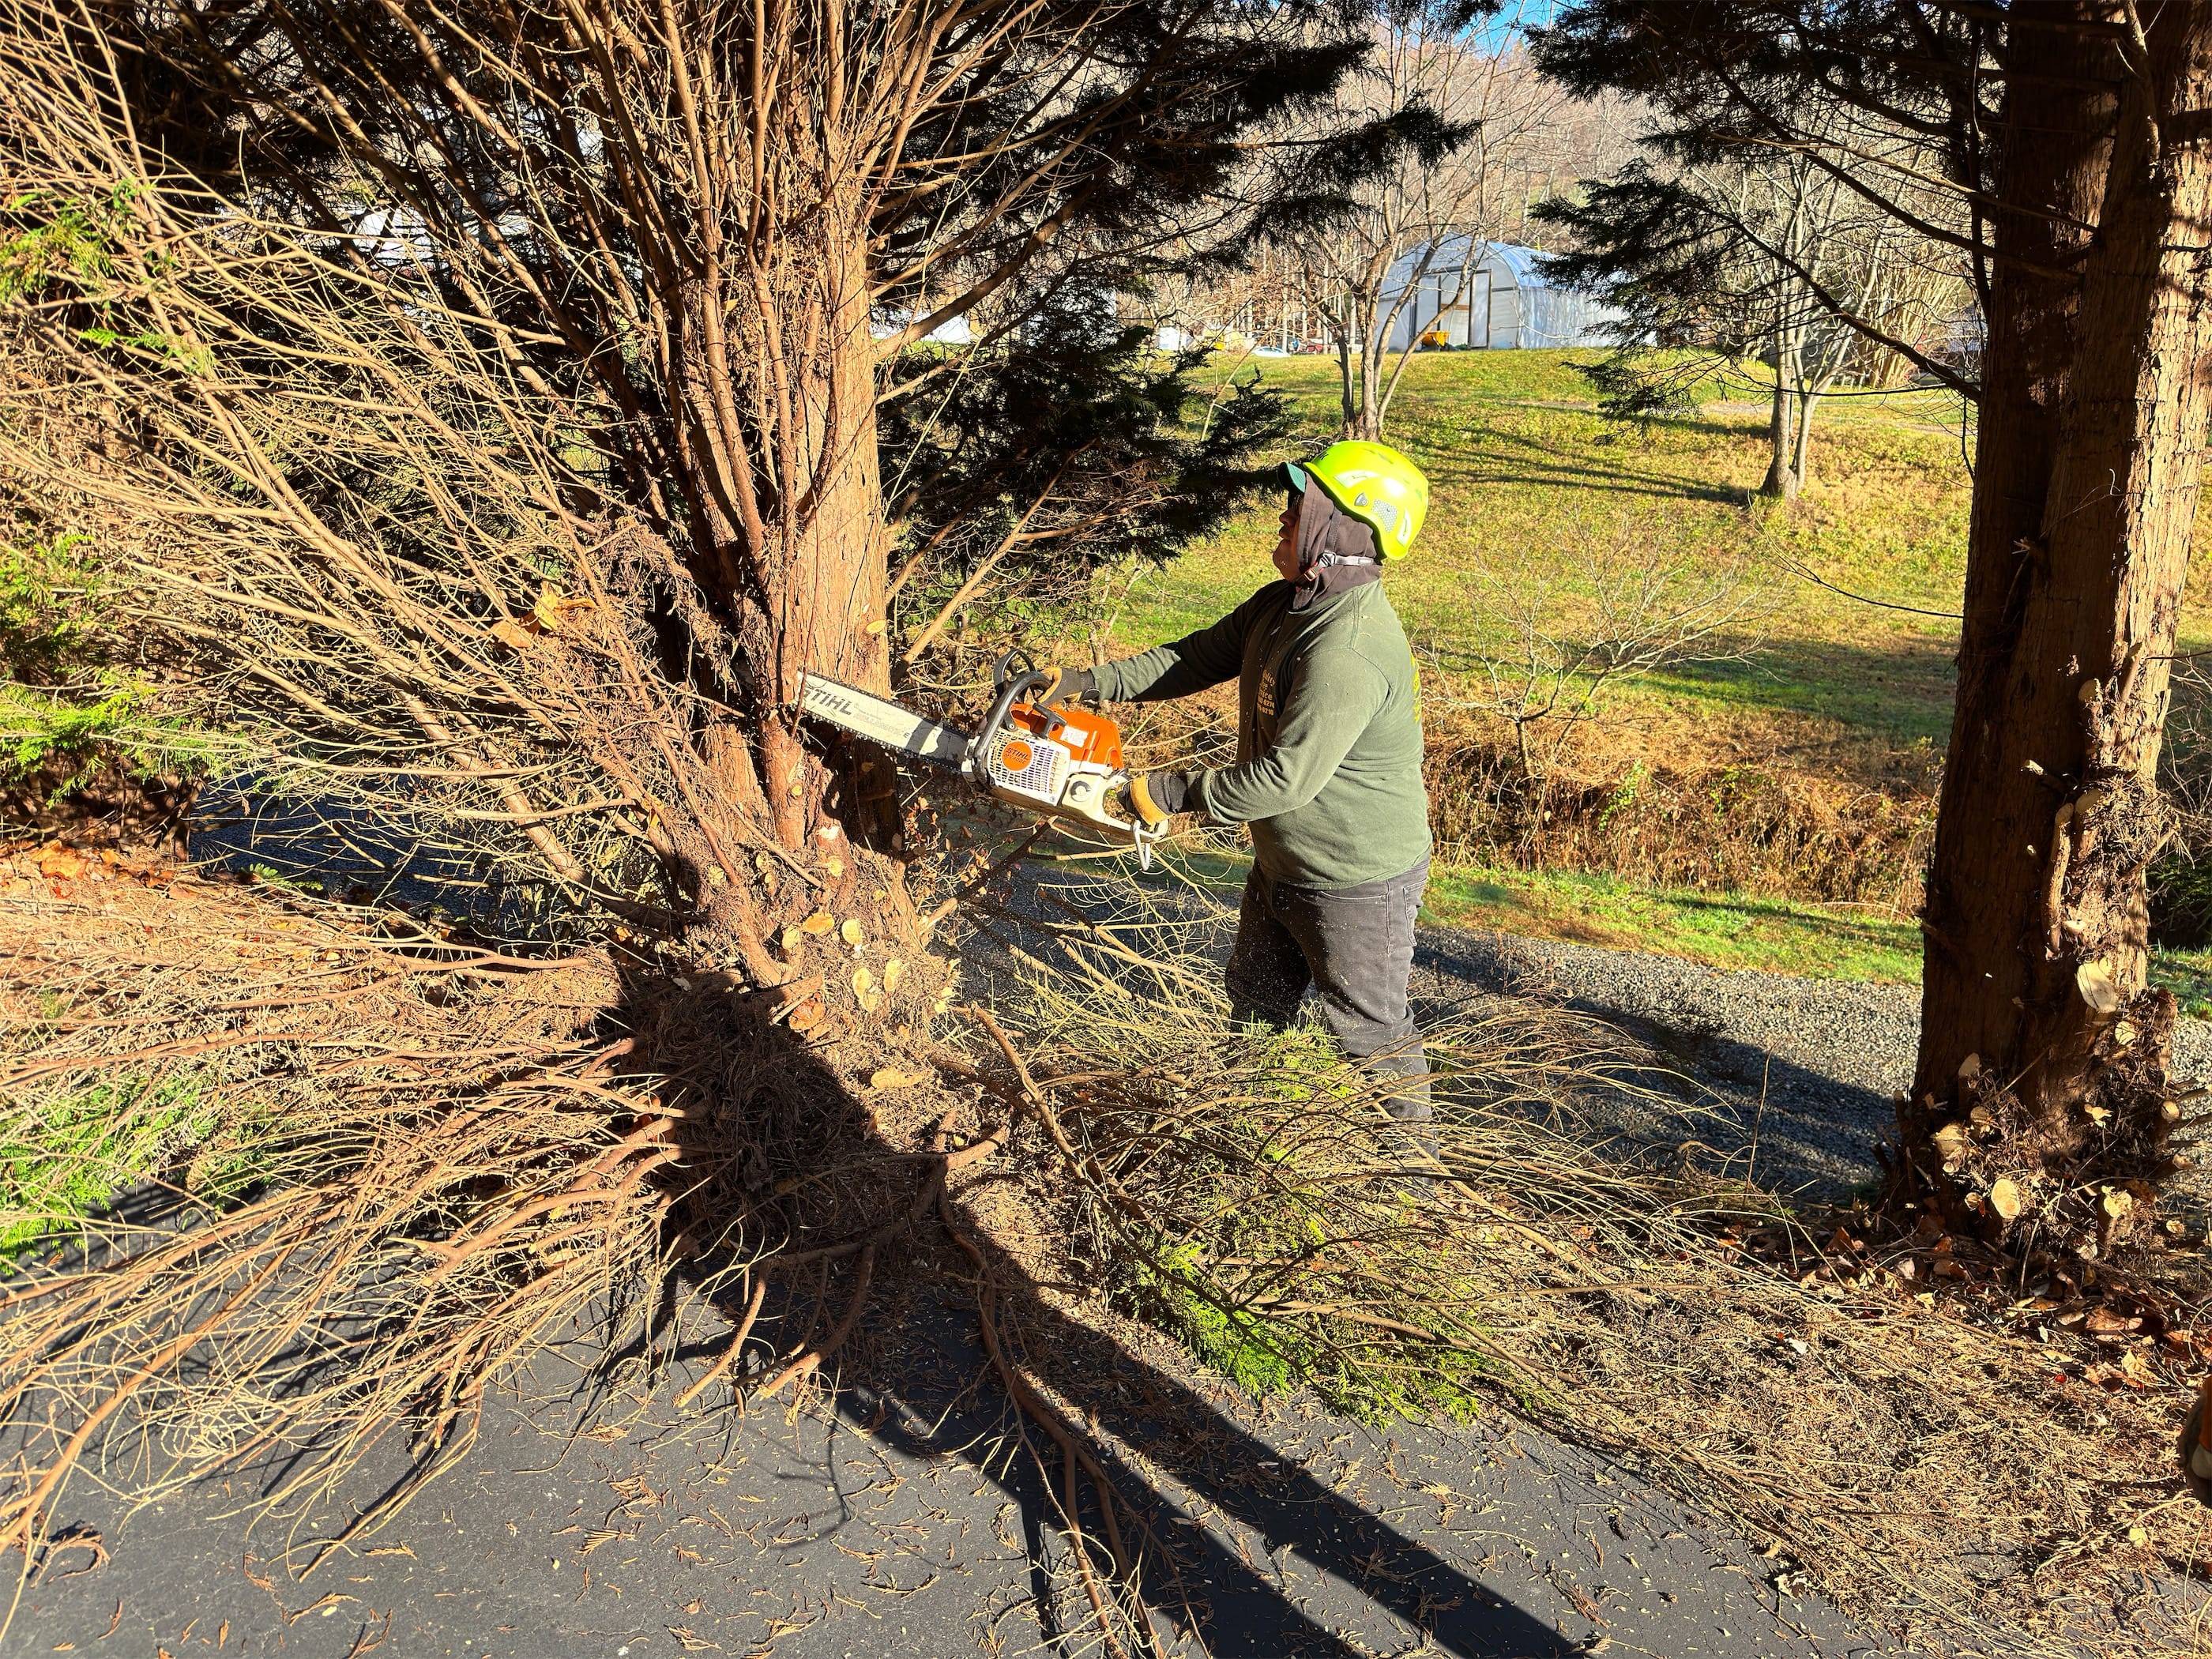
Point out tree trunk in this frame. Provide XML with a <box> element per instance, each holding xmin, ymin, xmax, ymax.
<box><xmin>757</xmin><ymin>209</ymin><xmax>897</xmax><ymax>861</ymax></box>
<box><xmin>1790</xmin><ymin>386</ymin><xmax>1819</xmax><ymax>490</ymax></box>
<box><xmin>1355</xmin><ymin>319</ymin><xmax>1387</xmax><ymax>441</ymax></box>
<box><xmin>1759</xmin><ymin>337</ymin><xmax>1799</xmax><ymax>498</ymax></box>
<box><xmin>1337</xmin><ymin>332</ymin><xmax>1358</xmax><ymax>435</ymax></box>
<box><xmin>1905</xmin><ymin>2</ymin><xmax>2212</xmax><ymax>1243</ymax></box>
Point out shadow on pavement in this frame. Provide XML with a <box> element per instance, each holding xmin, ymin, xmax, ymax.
<box><xmin>630</xmin><ymin>961</ymin><xmax>1577</xmax><ymax>1659</ymax></box>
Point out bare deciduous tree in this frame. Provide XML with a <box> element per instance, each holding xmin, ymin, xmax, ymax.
<box><xmin>1279</xmin><ymin>1</ymin><xmax>1578</xmax><ymax>438</ymax></box>
<box><xmin>1543</xmin><ymin>113</ymin><xmax>1969</xmax><ymax>497</ymax></box>
<box><xmin>1436</xmin><ymin>527</ymin><xmax>1763</xmax><ymax>792</ymax></box>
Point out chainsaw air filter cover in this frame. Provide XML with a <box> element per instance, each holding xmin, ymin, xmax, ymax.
<box><xmin>981</xmin><ymin>725</ymin><xmax>1070</xmax><ymax>801</ymax></box>
<box><xmin>981</xmin><ymin>699</ymin><xmax>1125</xmax><ymax>807</ymax></box>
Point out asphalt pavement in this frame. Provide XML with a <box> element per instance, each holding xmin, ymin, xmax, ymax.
<box><xmin>8</xmin><ymin>1293</ymin><xmax>1887</xmax><ymax>1659</ymax></box>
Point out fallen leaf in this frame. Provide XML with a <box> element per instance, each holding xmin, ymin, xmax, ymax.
<box><xmin>532</xmin><ymin>585</ymin><xmax>591</xmax><ymax>633</ymax></box>
<box><xmin>779</xmin><ymin>927</ymin><xmax>804</xmax><ymax>956</ymax></box>
<box><xmin>784</xmin><ymin>997</ymin><xmax>825</xmax><ymax>1033</ymax></box>
<box><xmin>489</xmin><ymin>617</ymin><xmax>536</xmax><ymax>653</ymax></box>
<box><xmin>841</xmin><ymin>918</ymin><xmax>864</xmax><ymax>947</ymax></box>
<box><xmin>852</xmin><ymin>965</ymin><xmax>875</xmax><ymax>996</ymax></box>
<box><xmin>36</xmin><ymin>845</ymin><xmax>85</xmax><ymax>879</ymax></box>
<box><xmin>2086</xmin><ymin>1306</ymin><xmax>2141</xmax><ymax>1336</ymax></box>
<box><xmin>869</xmin><ymin>1068</ymin><xmax>924</xmax><ymax>1091</ymax></box>
<box><xmin>799</xmin><ymin>910</ymin><xmax>836</xmax><ymax>936</ymax></box>
<box><xmin>882</xmin><ymin>957</ymin><xmax>905</xmax><ymax>995</ymax></box>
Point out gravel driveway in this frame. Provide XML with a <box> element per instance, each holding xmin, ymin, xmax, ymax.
<box><xmin>1412</xmin><ymin>924</ymin><xmax>2212</xmax><ymax>1198</ymax></box>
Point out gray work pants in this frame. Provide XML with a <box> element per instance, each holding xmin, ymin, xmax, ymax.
<box><xmin>1224</xmin><ymin>857</ymin><xmax>1431</xmax><ymax>1123</ymax></box>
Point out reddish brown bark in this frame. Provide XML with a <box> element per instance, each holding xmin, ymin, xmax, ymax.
<box><xmin>1908</xmin><ymin>2</ymin><xmax>2212</xmax><ymax>1228</ymax></box>
<box><xmin>750</xmin><ymin>207</ymin><xmax>891</xmax><ymax>856</ymax></box>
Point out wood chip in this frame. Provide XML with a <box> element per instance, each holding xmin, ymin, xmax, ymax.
<box><xmin>2075</xmin><ymin>959</ymin><xmax>2122</xmax><ymax>1015</ymax></box>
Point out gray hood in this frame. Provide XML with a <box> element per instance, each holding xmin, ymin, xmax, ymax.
<box><xmin>1288</xmin><ymin>483</ymin><xmax>1382</xmax><ymax>612</ymax></box>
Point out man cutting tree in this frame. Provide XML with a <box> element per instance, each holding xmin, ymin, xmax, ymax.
<box><xmin>1047</xmin><ymin>441</ymin><xmax>1435</xmax><ymax>1133</ymax></box>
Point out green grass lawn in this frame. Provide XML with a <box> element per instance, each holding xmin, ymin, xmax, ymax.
<box><xmin>1419</xmin><ymin>862</ymin><xmax>1923</xmax><ymax>980</ymax></box>
<box><xmin>1116</xmin><ymin>349</ymin><xmax>2212</xmax><ymax>994</ymax></box>
<box><xmin>1119</xmin><ymin>350</ymin><xmax>1982</xmax><ymax>751</ymax></box>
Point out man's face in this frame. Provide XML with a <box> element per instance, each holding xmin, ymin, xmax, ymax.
<box><xmin>1272</xmin><ymin>496</ymin><xmax>1301</xmax><ymax>582</ymax></box>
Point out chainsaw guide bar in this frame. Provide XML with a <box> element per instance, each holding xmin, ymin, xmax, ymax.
<box><xmin>797</xmin><ymin>673</ymin><xmax>970</xmax><ymax>772</ymax></box>
<box><xmin>796</xmin><ymin>664</ymin><xmax>1163</xmax><ymax>867</ymax></box>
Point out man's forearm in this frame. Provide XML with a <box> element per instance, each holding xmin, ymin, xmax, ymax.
<box><xmin>1193</xmin><ymin>658</ymin><xmax>1381</xmax><ymax>823</ymax></box>
<box><xmin>1092</xmin><ymin>596</ymin><xmax>1254</xmax><ymax>702</ymax></box>
<box><xmin>1095</xmin><ymin>645</ymin><xmax>1222</xmax><ymax>703</ymax></box>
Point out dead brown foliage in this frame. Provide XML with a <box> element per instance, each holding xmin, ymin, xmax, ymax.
<box><xmin>0</xmin><ymin>850</ymin><xmax>954</xmax><ymax>1623</ymax></box>
<box><xmin>965</xmin><ymin>867</ymin><xmax>2212</xmax><ymax>1659</ymax></box>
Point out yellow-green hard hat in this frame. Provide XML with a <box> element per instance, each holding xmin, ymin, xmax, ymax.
<box><xmin>1286</xmin><ymin>440</ymin><xmax>1429</xmax><ymax>558</ymax></box>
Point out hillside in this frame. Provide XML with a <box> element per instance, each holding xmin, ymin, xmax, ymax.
<box><xmin>1112</xmin><ymin>350</ymin><xmax>2212</xmax><ymax>999</ymax></box>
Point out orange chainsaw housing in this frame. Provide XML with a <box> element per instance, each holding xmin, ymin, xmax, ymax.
<box><xmin>1002</xmin><ymin>699</ymin><xmax>1124</xmax><ymax>772</ymax></box>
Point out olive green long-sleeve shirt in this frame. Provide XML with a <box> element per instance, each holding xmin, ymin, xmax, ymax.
<box><xmin>1093</xmin><ymin>580</ymin><xmax>1431</xmax><ymax>890</ymax></box>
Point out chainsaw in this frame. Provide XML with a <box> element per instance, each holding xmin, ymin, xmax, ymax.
<box><xmin>797</xmin><ymin>650</ymin><xmax>1164</xmax><ymax>867</ymax></box>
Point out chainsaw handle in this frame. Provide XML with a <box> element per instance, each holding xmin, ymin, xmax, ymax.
<box><xmin>967</xmin><ymin>659</ymin><xmax>1050</xmax><ymax>781</ymax></box>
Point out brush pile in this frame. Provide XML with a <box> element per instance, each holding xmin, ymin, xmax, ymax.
<box><xmin>963</xmin><ymin>865</ymin><xmax>2212</xmax><ymax>1659</ymax></box>
<box><xmin>0</xmin><ymin>845</ymin><xmax>954</xmax><ymax>1606</ymax></box>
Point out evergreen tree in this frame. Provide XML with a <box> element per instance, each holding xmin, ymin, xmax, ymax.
<box><xmin>1536</xmin><ymin>1</ymin><xmax>2212</xmax><ymax>1251</ymax></box>
<box><xmin>2</xmin><ymin>0</ymin><xmax>1395</xmax><ymax>977</ymax></box>
<box><xmin>881</xmin><ymin>310</ymin><xmax>1289</xmax><ymax>664</ymax></box>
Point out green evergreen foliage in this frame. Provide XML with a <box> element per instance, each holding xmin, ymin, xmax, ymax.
<box><xmin>881</xmin><ymin>310</ymin><xmax>1291</xmax><ymax>638</ymax></box>
<box><xmin>0</xmin><ymin>533</ymin><xmax>208</xmax><ymax>796</ymax></box>
<box><xmin>0</xmin><ymin>1070</ymin><xmax>266</xmax><ymax>1260</ymax></box>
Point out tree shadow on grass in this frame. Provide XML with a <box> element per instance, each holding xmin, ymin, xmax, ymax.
<box><xmin>623</xmin><ymin>963</ymin><xmax>1577</xmax><ymax>1659</ymax></box>
<box><xmin>1428</xmin><ymin>425</ymin><xmax>1750</xmax><ymax>508</ymax></box>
